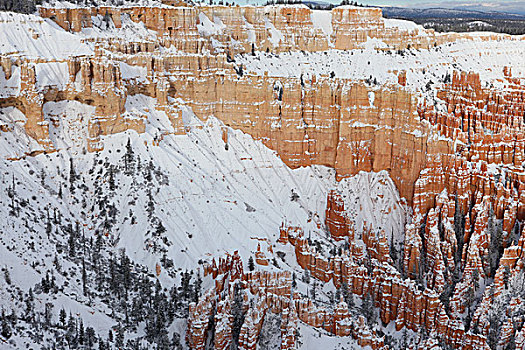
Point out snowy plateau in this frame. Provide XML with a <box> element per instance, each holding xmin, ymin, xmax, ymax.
<box><xmin>0</xmin><ymin>2</ymin><xmax>524</xmax><ymax>350</ymax></box>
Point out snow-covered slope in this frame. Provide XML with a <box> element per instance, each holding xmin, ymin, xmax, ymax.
<box><xmin>236</xmin><ymin>39</ymin><xmax>525</xmax><ymax>92</ymax></box>
<box><xmin>0</xmin><ymin>100</ymin><xmax>405</xmax><ymax>348</ymax></box>
<box><xmin>0</xmin><ymin>12</ymin><xmax>91</xmax><ymax>58</ymax></box>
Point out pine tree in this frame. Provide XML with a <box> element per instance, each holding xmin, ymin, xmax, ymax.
<box><xmin>3</xmin><ymin>268</ymin><xmax>11</xmax><ymax>285</ymax></box>
<box><xmin>7</xmin><ymin>174</ymin><xmax>17</xmax><ymax>217</ymax></box>
<box><xmin>171</xmin><ymin>332</ymin><xmax>182</xmax><ymax>350</ymax></box>
<box><xmin>119</xmin><ymin>251</ymin><xmax>131</xmax><ymax>297</ymax></box>
<box><xmin>232</xmin><ymin>283</ymin><xmax>245</xmax><ymax>346</ymax></box>
<box><xmin>69</xmin><ymin>158</ymin><xmax>77</xmax><ymax>187</ymax></box>
<box><xmin>86</xmin><ymin>327</ymin><xmax>96</xmax><ymax>348</ymax></box>
<box><xmin>108</xmin><ymin>166</ymin><xmax>116</xmax><ymax>191</ymax></box>
<box><xmin>347</xmin><ymin>293</ymin><xmax>354</xmax><ymax>309</ymax></box>
<box><xmin>144</xmin><ymin>161</ymin><xmax>153</xmax><ymax>182</ymax></box>
<box><xmin>78</xmin><ymin>318</ymin><xmax>85</xmax><ymax>344</ymax></box>
<box><xmin>248</xmin><ymin>256</ymin><xmax>255</xmax><ymax>271</ymax></box>
<box><xmin>25</xmin><ymin>288</ymin><xmax>34</xmax><ymax>318</ymax></box>
<box><xmin>466</xmin><ymin>286</ymin><xmax>475</xmax><ymax>311</ymax></box>
<box><xmin>115</xmin><ymin>324</ymin><xmax>124</xmax><ymax>348</ymax></box>
<box><xmin>389</xmin><ymin>230</ymin><xmax>398</xmax><ymax>264</ymax></box>
<box><xmin>82</xmin><ymin>258</ymin><xmax>88</xmax><ymax>296</ymax></box>
<box><xmin>194</xmin><ymin>274</ymin><xmax>202</xmax><ymax>303</ymax></box>
<box><xmin>489</xmin><ymin>207</ymin><xmax>503</xmax><ymax>277</ymax></box>
<box><xmin>1</xmin><ymin>310</ymin><xmax>12</xmax><ymax>340</ymax></box>
<box><xmin>60</xmin><ymin>308</ymin><xmax>67</xmax><ymax>328</ymax></box>
<box><xmin>503</xmin><ymin>266</ymin><xmax>510</xmax><ymax>288</ymax></box>
<box><xmin>361</xmin><ymin>290</ymin><xmax>375</xmax><ymax>325</ymax></box>
<box><xmin>146</xmin><ymin>189</ymin><xmax>155</xmax><ymax>217</ymax></box>
<box><xmin>311</xmin><ymin>280</ymin><xmax>317</xmax><ymax>301</ymax></box>
<box><xmin>302</xmin><ymin>268</ymin><xmax>310</xmax><ymax>284</ymax></box>
<box><xmin>69</xmin><ymin>228</ymin><xmax>76</xmax><ymax>257</ymax></box>
<box><xmin>155</xmin><ymin>220</ymin><xmax>166</xmax><ymax>236</ymax></box>
<box><xmin>123</xmin><ymin>138</ymin><xmax>135</xmax><ymax>176</ymax></box>
<box><xmin>43</xmin><ymin>302</ymin><xmax>53</xmax><ymax>328</ymax></box>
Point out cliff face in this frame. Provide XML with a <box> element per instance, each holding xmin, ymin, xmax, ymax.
<box><xmin>1</xmin><ymin>50</ymin><xmax>439</xmax><ymax>200</ymax></box>
<box><xmin>38</xmin><ymin>5</ymin><xmax>441</xmax><ymax>54</ymax></box>
<box><xmin>1</xmin><ymin>4</ymin><xmax>525</xmax><ymax>350</ymax></box>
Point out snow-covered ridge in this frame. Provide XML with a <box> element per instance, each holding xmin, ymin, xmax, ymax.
<box><xmin>0</xmin><ymin>12</ymin><xmax>91</xmax><ymax>58</ymax></box>
<box><xmin>236</xmin><ymin>38</ymin><xmax>525</xmax><ymax>93</ymax></box>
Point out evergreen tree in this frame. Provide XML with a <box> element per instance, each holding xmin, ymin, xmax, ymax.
<box><xmin>108</xmin><ymin>166</ymin><xmax>116</xmax><ymax>191</ymax></box>
<box><xmin>311</xmin><ymin>280</ymin><xmax>317</xmax><ymax>301</ymax></box>
<box><xmin>82</xmin><ymin>258</ymin><xmax>88</xmax><ymax>296</ymax></box>
<box><xmin>389</xmin><ymin>230</ymin><xmax>398</xmax><ymax>264</ymax></box>
<box><xmin>59</xmin><ymin>308</ymin><xmax>67</xmax><ymax>328</ymax></box>
<box><xmin>194</xmin><ymin>274</ymin><xmax>202</xmax><ymax>303</ymax></box>
<box><xmin>248</xmin><ymin>256</ymin><xmax>255</xmax><ymax>271</ymax></box>
<box><xmin>68</xmin><ymin>228</ymin><xmax>76</xmax><ymax>257</ymax></box>
<box><xmin>3</xmin><ymin>268</ymin><xmax>10</xmax><ymax>285</ymax></box>
<box><xmin>1</xmin><ymin>310</ymin><xmax>11</xmax><ymax>340</ymax></box>
<box><xmin>146</xmin><ymin>189</ymin><xmax>155</xmax><ymax>217</ymax></box>
<box><xmin>489</xmin><ymin>207</ymin><xmax>503</xmax><ymax>277</ymax></box>
<box><xmin>115</xmin><ymin>324</ymin><xmax>124</xmax><ymax>348</ymax></box>
<box><xmin>155</xmin><ymin>220</ymin><xmax>166</xmax><ymax>237</ymax></box>
<box><xmin>361</xmin><ymin>290</ymin><xmax>375</xmax><ymax>325</ymax></box>
<box><xmin>86</xmin><ymin>327</ymin><xmax>96</xmax><ymax>348</ymax></box>
<box><xmin>69</xmin><ymin>158</ymin><xmax>77</xmax><ymax>187</ymax></box>
<box><xmin>25</xmin><ymin>288</ymin><xmax>34</xmax><ymax>319</ymax></box>
<box><xmin>232</xmin><ymin>283</ymin><xmax>245</xmax><ymax>346</ymax></box>
<box><xmin>7</xmin><ymin>174</ymin><xmax>17</xmax><ymax>217</ymax></box>
<box><xmin>473</xmin><ymin>269</ymin><xmax>480</xmax><ymax>291</ymax></box>
<box><xmin>123</xmin><ymin>138</ymin><xmax>135</xmax><ymax>176</ymax></box>
<box><xmin>78</xmin><ymin>319</ymin><xmax>85</xmax><ymax>345</ymax></box>
<box><xmin>302</xmin><ymin>268</ymin><xmax>310</xmax><ymax>284</ymax></box>
<box><xmin>503</xmin><ymin>266</ymin><xmax>511</xmax><ymax>288</ymax></box>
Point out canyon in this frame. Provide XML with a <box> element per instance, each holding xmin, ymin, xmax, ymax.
<box><xmin>0</xmin><ymin>2</ymin><xmax>524</xmax><ymax>350</ymax></box>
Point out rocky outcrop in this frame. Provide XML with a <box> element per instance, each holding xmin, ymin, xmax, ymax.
<box><xmin>325</xmin><ymin>190</ymin><xmax>354</xmax><ymax>241</ymax></box>
<box><xmin>282</xmin><ymin>224</ymin><xmax>492</xmax><ymax>349</ymax></box>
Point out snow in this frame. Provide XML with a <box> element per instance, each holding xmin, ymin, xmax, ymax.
<box><xmin>0</xmin><ymin>65</ymin><xmax>20</xmax><ymax>98</ymax></box>
<box><xmin>120</xmin><ymin>62</ymin><xmax>148</xmax><ymax>82</ymax></box>
<box><xmin>43</xmin><ymin>100</ymin><xmax>95</xmax><ymax>151</ymax></box>
<box><xmin>237</xmin><ymin>38</ymin><xmax>525</xmax><ymax>93</ymax></box>
<box><xmin>311</xmin><ymin>10</ymin><xmax>333</xmax><ymax>38</ymax></box>
<box><xmin>40</xmin><ymin>0</ymin><xmax>168</xmax><ymax>7</ymax></box>
<box><xmin>0</xmin><ymin>94</ymin><xmax>408</xmax><ymax>280</ymax></box>
<box><xmin>0</xmin><ymin>12</ymin><xmax>91</xmax><ymax>59</ymax></box>
<box><xmin>337</xmin><ymin>5</ymin><xmax>373</xmax><ymax>10</ymax></box>
<box><xmin>368</xmin><ymin>91</ymin><xmax>375</xmax><ymax>106</ymax></box>
<box><xmin>296</xmin><ymin>321</ymin><xmax>365</xmax><ymax>350</ymax></box>
<box><xmin>0</xmin><ymin>107</ymin><xmax>44</xmax><ymax>158</ymax></box>
<box><xmin>35</xmin><ymin>62</ymin><xmax>70</xmax><ymax>90</ymax></box>
<box><xmin>468</xmin><ymin>21</ymin><xmax>494</xmax><ymax>28</ymax></box>
<box><xmin>336</xmin><ymin>171</ymin><xmax>407</xmax><ymax>245</ymax></box>
<box><xmin>197</xmin><ymin>12</ymin><xmax>226</xmax><ymax>37</ymax></box>
<box><xmin>264</xmin><ymin>16</ymin><xmax>283</xmax><ymax>47</ymax></box>
<box><xmin>383</xmin><ymin>18</ymin><xmax>423</xmax><ymax>32</ymax></box>
<box><xmin>81</xmin><ymin>13</ymin><xmax>157</xmax><ymax>41</ymax></box>
<box><xmin>244</xmin><ymin>16</ymin><xmax>256</xmax><ymax>43</ymax></box>
<box><xmin>126</xmin><ymin>94</ymin><xmax>175</xmax><ymax>133</ymax></box>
